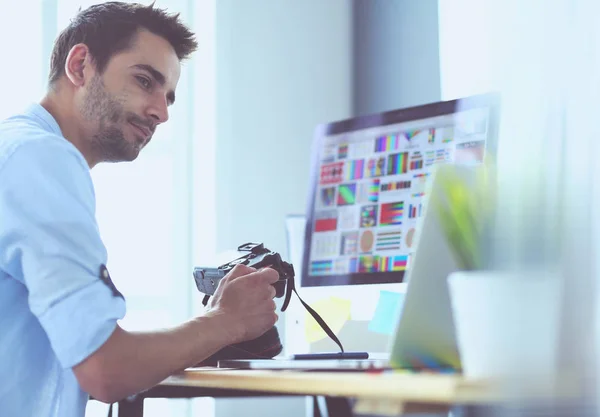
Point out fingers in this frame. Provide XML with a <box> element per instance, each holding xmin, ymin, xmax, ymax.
<box><xmin>226</xmin><ymin>264</ymin><xmax>279</xmax><ymax>284</ymax></box>
<box><xmin>225</xmin><ymin>264</ymin><xmax>257</xmax><ymax>280</ymax></box>
<box><xmin>257</xmin><ymin>267</ymin><xmax>280</xmax><ymax>284</ymax></box>
<box><xmin>268</xmin><ymin>285</ymin><xmax>277</xmax><ymax>299</ymax></box>
<box><xmin>259</xmin><ymin>298</ymin><xmax>276</xmax><ymax>312</ymax></box>
<box><xmin>259</xmin><ymin>290</ymin><xmax>277</xmax><ymax>304</ymax></box>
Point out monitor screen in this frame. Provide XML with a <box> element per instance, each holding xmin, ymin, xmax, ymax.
<box><xmin>300</xmin><ymin>93</ymin><xmax>500</xmax><ymax>287</ymax></box>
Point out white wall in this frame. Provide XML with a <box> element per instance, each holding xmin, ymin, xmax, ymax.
<box><xmin>212</xmin><ymin>1</ymin><xmax>352</xmax><ymax>416</ymax></box>
<box><xmin>214</xmin><ymin>0</ymin><xmax>353</xmax><ymax>256</ymax></box>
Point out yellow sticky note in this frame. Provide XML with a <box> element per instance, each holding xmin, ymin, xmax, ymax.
<box><xmin>304</xmin><ymin>296</ymin><xmax>352</xmax><ymax>343</ymax></box>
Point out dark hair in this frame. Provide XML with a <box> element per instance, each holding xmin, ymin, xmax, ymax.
<box><xmin>48</xmin><ymin>1</ymin><xmax>197</xmax><ymax>85</ymax></box>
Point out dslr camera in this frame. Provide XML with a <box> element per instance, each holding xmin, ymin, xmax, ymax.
<box><xmin>192</xmin><ymin>243</ymin><xmax>295</xmax><ymax>365</ymax></box>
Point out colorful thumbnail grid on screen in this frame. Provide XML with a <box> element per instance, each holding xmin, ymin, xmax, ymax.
<box><xmin>308</xmin><ymin>107</ymin><xmax>488</xmax><ymax>278</ymax></box>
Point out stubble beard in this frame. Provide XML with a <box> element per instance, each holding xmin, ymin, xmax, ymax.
<box><xmin>80</xmin><ymin>75</ymin><xmax>139</xmax><ymax>163</ymax></box>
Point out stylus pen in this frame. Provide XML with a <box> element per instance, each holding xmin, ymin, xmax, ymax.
<box><xmin>291</xmin><ymin>352</ymin><xmax>369</xmax><ymax>360</ymax></box>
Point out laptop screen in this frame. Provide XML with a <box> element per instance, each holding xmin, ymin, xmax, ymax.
<box><xmin>301</xmin><ymin>93</ymin><xmax>500</xmax><ymax>288</ymax></box>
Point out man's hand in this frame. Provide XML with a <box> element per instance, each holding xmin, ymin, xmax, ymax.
<box><xmin>205</xmin><ymin>264</ymin><xmax>279</xmax><ymax>344</ymax></box>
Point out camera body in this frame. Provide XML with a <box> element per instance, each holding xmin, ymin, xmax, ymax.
<box><xmin>193</xmin><ymin>242</ymin><xmax>295</xmax><ymax>311</ymax></box>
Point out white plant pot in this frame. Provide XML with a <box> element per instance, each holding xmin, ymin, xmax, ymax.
<box><xmin>448</xmin><ymin>270</ymin><xmax>563</xmax><ymax>380</ymax></box>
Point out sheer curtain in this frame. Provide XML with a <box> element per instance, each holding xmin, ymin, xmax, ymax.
<box><xmin>439</xmin><ymin>0</ymin><xmax>600</xmax><ymax>411</ymax></box>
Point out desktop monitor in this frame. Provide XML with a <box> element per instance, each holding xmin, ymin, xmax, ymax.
<box><xmin>300</xmin><ymin>93</ymin><xmax>500</xmax><ymax>288</ymax></box>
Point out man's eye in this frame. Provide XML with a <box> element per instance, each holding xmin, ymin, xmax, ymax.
<box><xmin>136</xmin><ymin>76</ymin><xmax>151</xmax><ymax>89</ymax></box>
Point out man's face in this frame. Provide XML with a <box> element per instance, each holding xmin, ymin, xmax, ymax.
<box><xmin>79</xmin><ymin>29</ymin><xmax>181</xmax><ymax>162</ymax></box>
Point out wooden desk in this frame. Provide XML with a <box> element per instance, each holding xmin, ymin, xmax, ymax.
<box><xmin>116</xmin><ymin>368</ymin><xmax>578</xmax><ymax>417</ymax></box>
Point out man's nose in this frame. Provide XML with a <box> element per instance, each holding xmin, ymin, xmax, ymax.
<box><xmin>147</xmin><ymin>94</ymin><xmax>169</xmax><ymax>124</ymax></box>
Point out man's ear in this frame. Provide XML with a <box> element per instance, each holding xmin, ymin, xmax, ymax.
<box><xmin>64</xmin><ymin>44</ymin><xmax>94</xmax><ymax>87</ymax></box>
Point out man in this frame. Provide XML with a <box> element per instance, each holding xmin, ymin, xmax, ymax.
<box><xmin>0</xmin><ymin>3</ymin><xmax>279</xmax><ymax>416</ymax></box>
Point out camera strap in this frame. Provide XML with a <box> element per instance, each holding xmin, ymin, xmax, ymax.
<box><xmin>288</xmin><ymin>279</ymin><xmax>345</xmax><ymax>353</ymax></box>
<box><xmin>206</xmin><ymin>278</ymin><xmax>346</xmax><ymax>353</ymax></box>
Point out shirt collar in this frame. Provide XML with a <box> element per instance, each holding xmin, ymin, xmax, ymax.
<box><xmin>24</xmin><ymin>103</ymin><xmax>64</xmax><ymax>137</ymax></box>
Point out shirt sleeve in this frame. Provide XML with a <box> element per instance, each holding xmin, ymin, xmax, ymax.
<box><xmin>0</xmin><ymin>139</ymin><xmax>126</xmax><ymax>369</ymax></box>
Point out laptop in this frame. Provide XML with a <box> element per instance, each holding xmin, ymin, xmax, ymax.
<box><xmin>217</xmin><ymin>164</ymin><xmax>480</xmax><ymax>372</ymax></box>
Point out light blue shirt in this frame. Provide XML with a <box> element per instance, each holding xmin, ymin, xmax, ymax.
<box><xmin>0</xmin><ymin>104</ymin><xmax>126</xmax><ymax>417</ymax></box>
